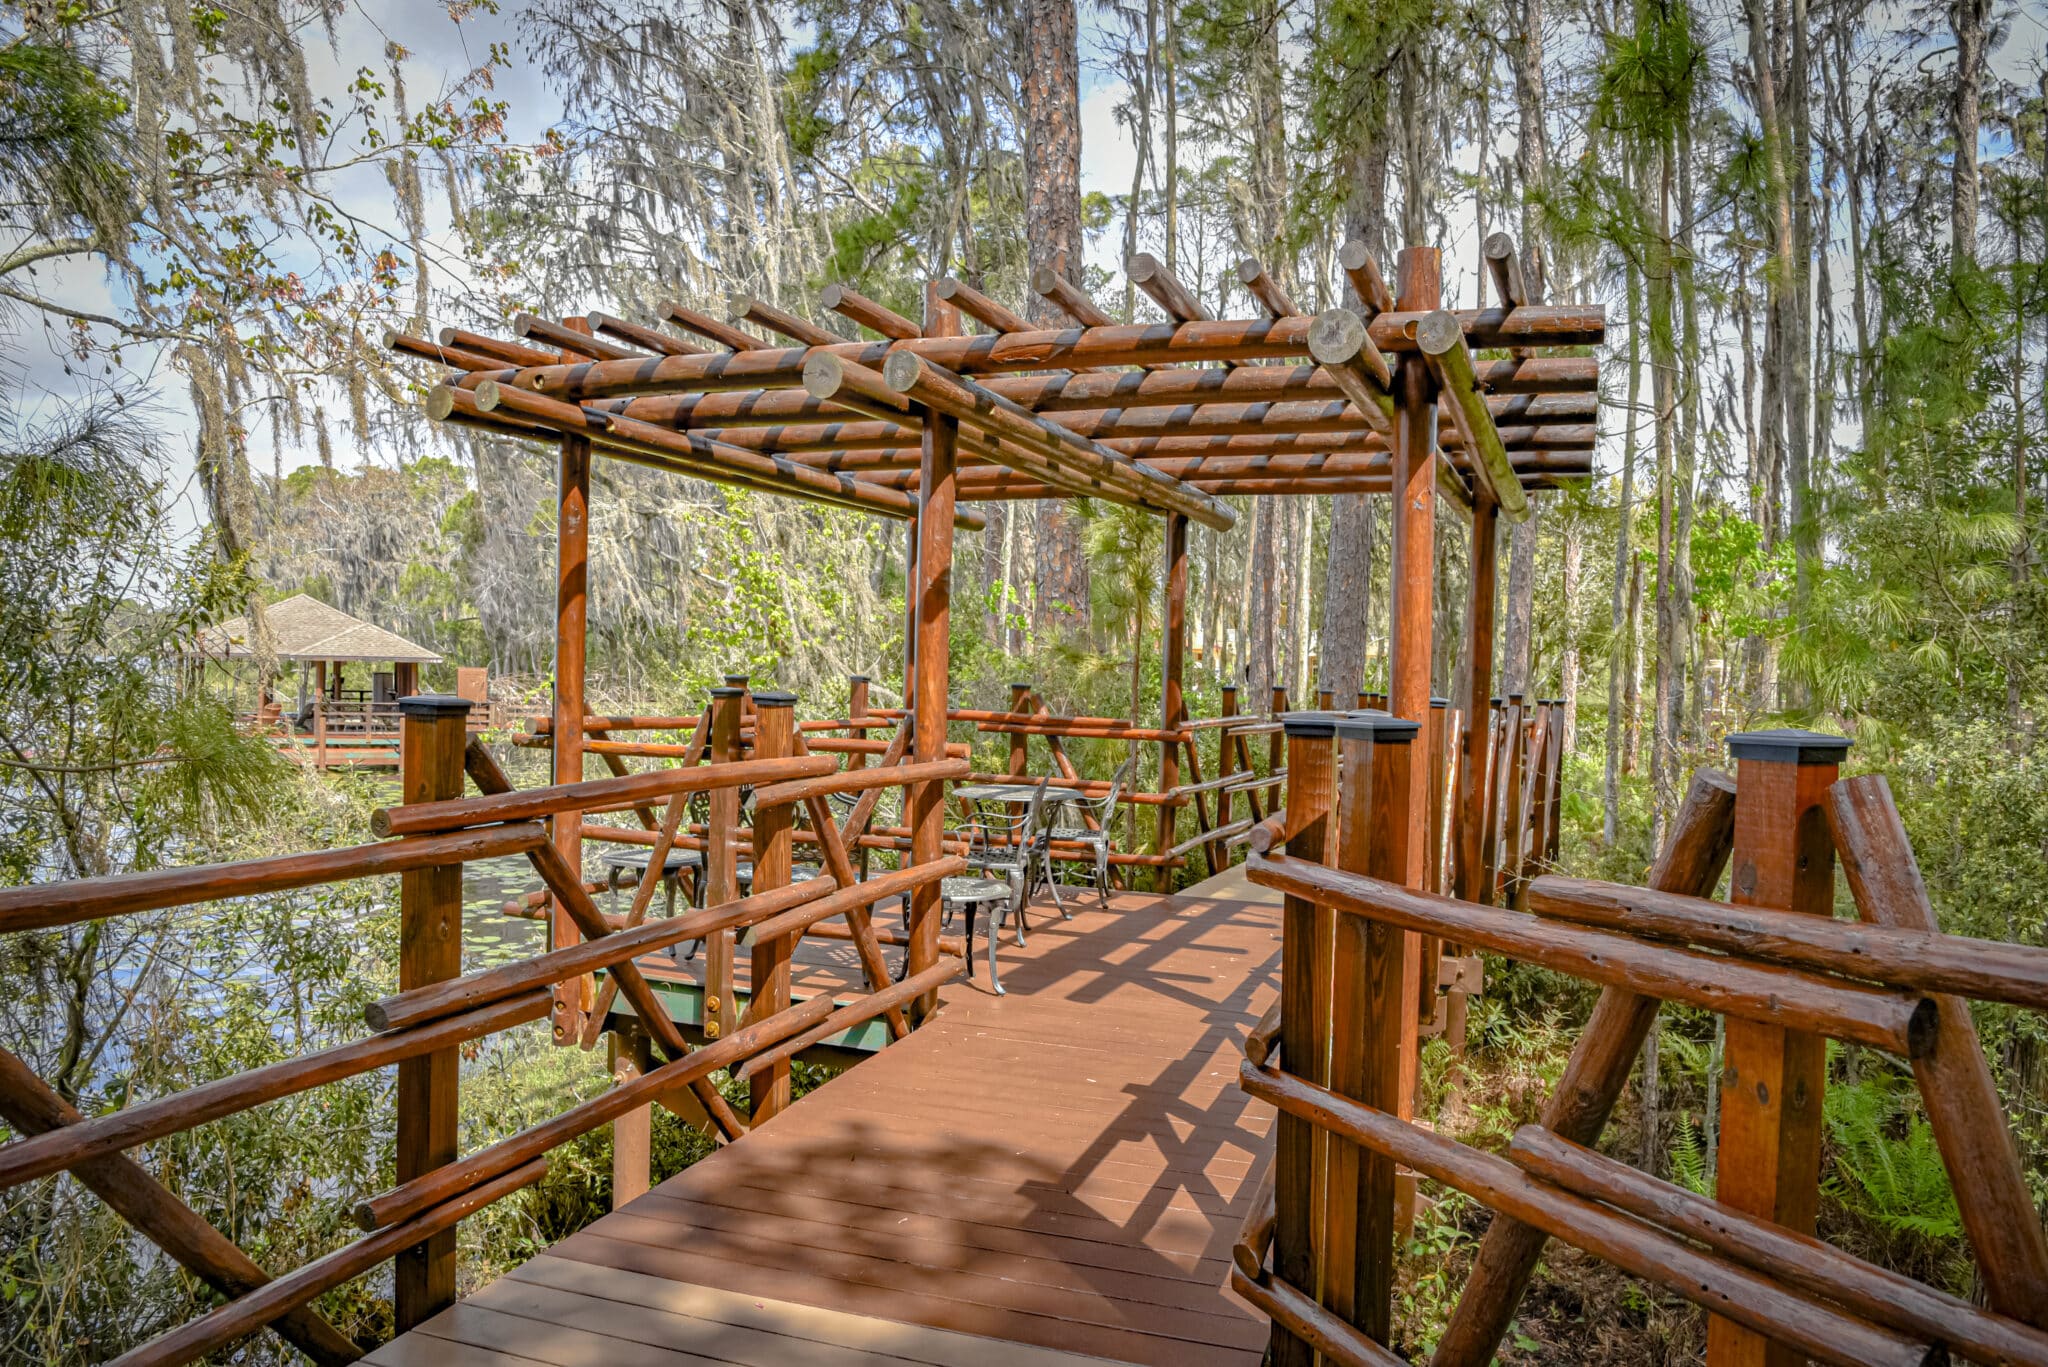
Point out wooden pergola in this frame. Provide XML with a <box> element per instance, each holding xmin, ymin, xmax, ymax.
<box><xmin>387</xmin><ymin>230</ymin><xmax>1602</xmax><ymax>1031</ymax></box>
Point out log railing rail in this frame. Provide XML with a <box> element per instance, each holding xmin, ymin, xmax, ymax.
<box><xmin>1235</xmin><ymin>715</ymin><xmax>2048</xmax><ymax>1367</ymax></box>
<box><xmin>0</xmin><ymin>692</ymin><xmax>964</xmax><ymax>1367</ymax></box>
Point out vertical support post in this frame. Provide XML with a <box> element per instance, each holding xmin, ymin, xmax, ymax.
<box><xmin>394</xmin><ymin>693</ymin><xmax>472</xmax><ymax>1330</ymax></box>
<box><xmin>1390</xmin><ymin>247</ymin><xmax>1440</xmax><ymax>1113</ymax></box>
<box><xmin>552</xmin><ymin>432</ymin><xmax>592</xmax><ymax>1046</ymax></box>
<box><xmin>1266</xmin><ymin>684</ymin><xmax>1289</xmax><ymax>813</ymax></box>
<box><xmin>1706</xmin><ymin>729</ymin><xmax>1848</xmax><ymax>1367</ymax></box>
<box><xmin>1323</xmin><ymin>710</ymin><xmax>1418</xmax><ymax>1347</ymax></box>
<box><xmin>1217</xmin><ymin>684</ymin><xmax>1241</xmax><ymax>846</ymax></box>
<box><xmin>703</xmin><ymin>687</ymin><xmax>744</xmax><ymax>1042</ymax></box>
<box><xmin>1008</xmin><ymin>681</ymin><xmax>1033</xmax><ymax>777</ymax></box>
<box><xmin>748</xmin><ymin>691</ymin><xmax>797</xmax><ymax>1122</ymax></box>
<box><xmin>1425</xmin><ymin>698</ymin><xmax>1449</xmax><ymax>896</ymax></box>
<box><xmin>1269</xmin><ymin>711</ymin><xmax>1339</xmax><ymax>1367</ymax></box>
<box><xmin>1494</xmin><ymin>694</ymin><xmax>1529</xmax><ymax>904</ymax></box>
<box><xmin>901</xmin><ymin>519</ymin><xmax>919</xmax><ymax>709</ymax></box>
<box><xmin>609</xmin><ymin>1024</ymin><xmax>652</xmax><ymax>1209</ymax></box>
<box><xmin>849</xmin><ymin>675</ymin><xmax>872</xmax><ymax>880</ymax></box>
<box><xmin>1157</xmin><ymin>513</ymin><xmax>1190</xmax><ymax>893</ymax></box>
<box><xmin>908</xmin><ymin>283</ymin><xmax>960</xmax><ymax>1022</ymax></box>
<box><xmin>313</xmin><ymin>660</ymin><xmax>328</xmax><ymax>772</ymax></box>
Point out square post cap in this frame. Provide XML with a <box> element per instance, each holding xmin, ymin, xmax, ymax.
<box><xmin>1336</xmin><ymin>711</ymin><xmax>1421</xmax><ymax>743</ymax></box>
<box><xmin>709</xmin><ymin>686</ymin><xmax>746</xmax><ymax>700</ymax></box>
<box><xmin>847</xmin><ymin>674</ymin><xmax>870</xmax><ymax>683</ymax></box>
<box><xmin>753</xmin><ymin>689</ymin><xmax>797</xmax><ymax>708</ymax></box>
<box><xmin>1280</xmin><ymin>710</ymin><xmax>1348</xmax><ymax>739</ymax></box>
<box><xmin>398</xmin><ymin>694</ymin><xmax>473</xmax><ymax>720</ymax></box>
<box><xmin>1726</xmin><ymin>729</ymin><xmax>1851</xmax><ymax>764</ymax></box>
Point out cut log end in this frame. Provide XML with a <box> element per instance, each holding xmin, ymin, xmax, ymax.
<box><xmin>1307</xmin><ymin>308</ymin><xmax>1368</xmax><ymax>365</ymax></box>
<box><xmin>424</xmin><ymin>387</ymin><xmax>460</xmax><ymax>423</ymax></box>
<box><xmin>1414</xmin><ymin>309</ymin><xmax>1465</xmax><ymax>356</ymax></box>
<box><xmin>882</xmin><ymin>349</ymin><xmax>925</xmax><ymax>392</ymax></box>
<box><xmin>471</xmin><ymin>380</ymin><xmax>505</xmax><ymax>414</ymax></box>
<box><xmin>1128</xmin><ymin>252</ymin><xmax>1162</xmax><ymax>283</ymax></box>
<box><xmin>1236</xmin><ymin>257</ymin><xmax>1266</xmax><ymax>286</ymax></box>
<box><xmin>1484</xmin><ymin>232</ymin><xmax>1518</xmax><ymax>261</ymax></box>
<box><xmin>1337</xmin><ymin>239</ymin><xmax>1371</xmax><ymax>271</ymax></box>
<box><xmin>801</xmin><ymin>352</ymin><xmax>847</xmax><ymax>399</ymax></box>
<box><xmin>1028</xmin><ymin>264</ymin><xmax>1061</xmax><ymax>295</ymax></box>
<box><xmin>725</xmin><ymin>293</ymin><xmax>758</xmax><ymax>322</ymax></box>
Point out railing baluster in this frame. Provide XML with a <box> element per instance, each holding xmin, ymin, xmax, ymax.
<box><xmin>394</xmin><ymin>693</ymin><xmax>473</xmax><ymax>1330</ymax></box>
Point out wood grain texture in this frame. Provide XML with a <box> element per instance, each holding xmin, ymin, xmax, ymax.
<box><xmin>375</xmin><ymin>873</ymin><xmax>1282</xmax><ymax>1366</ymax></box>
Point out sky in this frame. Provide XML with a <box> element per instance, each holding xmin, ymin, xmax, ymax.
<box><xmin>4</xmin><ymin>1</ymin><xmax>2043</xmax><ymax>541</ymax></box>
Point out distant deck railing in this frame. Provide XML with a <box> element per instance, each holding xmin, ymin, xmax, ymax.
<box><xmin>0</xmin><ymin>693</ymin><xmax>965</xmax><ymax>1366</ymax></box>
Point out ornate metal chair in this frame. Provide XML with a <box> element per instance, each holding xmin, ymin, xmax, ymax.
<box><xmin>959</xmin><ymin>775</ymin><xmax>1052</xmax><ymax>945</ymax></box>
<box><xmin>1046</xmin><ymin>757</ymin><xmax>1134</xmax><ymax>910</ymax></box>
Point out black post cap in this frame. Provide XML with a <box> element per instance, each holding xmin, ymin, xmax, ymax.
<box><xmin>847</xmin><ymin>674</ymin><xmax>870</xmax><ymax>684</ymax></box>
<box><xmin>1726</xmin><ymin>729</ymin><xmax>1851</xmax><ymax>764</ymax></box>
<box><xmin>1336</xmin><ymin>711</ymin><xmax>1421</xmax><ymax>743</ymax></box>
<box><xmin>397</xmin><ymin>694</ymin><xmax>473</xmax><ymax>719</ymax></box>
<box><xmin>753</xmin><ymin>689</ymin><xmax>797</xmax><ymax>707</ymax></box>
<box><xmin>723</xmin><ymin>672</ymin><xmax>750</xmax><ymax>685</ymax></box>
<box><xmin>709</xmin><ymin>686</ymin><xmax>745</xmax><ymax>700</ymax></box>
<box><xmin>1430</xmin><ymin>696</ymin><xmax>1450</xmax><ymax>708</ymax></box>
<box><xmin>1280</xmin><ymin>710</ymin><xmax>1348</xmax><ymax>739</ymax></box>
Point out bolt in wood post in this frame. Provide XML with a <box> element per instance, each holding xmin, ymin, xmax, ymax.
<box><xmin>1157</xmin><ymin>513</ymin><xmax>1190</xmax><ymax>893</ymax></box>
<box><xmin>1270</xmin><ymin>710</ymin><xmax>1339</xmax><ymax>1367</ymax></box>
<box><xmin>1706</xmin><ymin>729</ymin><xmax>1848</xmax><ymax>1367</ymax></box>
<box><xmin>1323</xmin><ymin>710</ymin><xmax>1419</xmax><ymax>1347</ymax></box>
<box><xmin>394</xmin><ymin>693</ymin><xmax>472</xmax><ymax>1330</ymax></box>
<box><xmin>703</xmin><ymin>686</ymin><xmax>744</xmax><ymax>1042</ymax></box>
<box><xmin>748</xmin><ymin>691</ymin><xmax>798</xmax><ymax>1122</ymax></box>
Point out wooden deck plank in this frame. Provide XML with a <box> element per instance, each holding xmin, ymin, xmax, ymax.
<box><xmin>506</xmin><ymin>1257</ymin><xmax>1124</xmax><ymax>1367</ymax></box>
<box><xmin>381</xmin><ymin>873</ymin><xmax>1281</xmax><ymax>1366</ymax></box>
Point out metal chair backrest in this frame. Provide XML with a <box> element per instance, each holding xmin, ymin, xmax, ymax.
<box><xmin>1092</xmin><ymin>758</ymin><xmax>1134</xmax><ymax>833</ymax></box>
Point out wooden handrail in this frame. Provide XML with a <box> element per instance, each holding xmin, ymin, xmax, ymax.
<box><xmin>370</xmin><ymin>752</ymin><xmax>835</xmax><ymax>836</ymax></box>
<box><xmin>0</xmin><ymin>822</ymin><xmax>546</xmax><ymax>935</ymax></box>
<box><xmin>1247</xmin><ymin>853</ymin><xmax>1938</xmax><ymax>1057</ymax></box>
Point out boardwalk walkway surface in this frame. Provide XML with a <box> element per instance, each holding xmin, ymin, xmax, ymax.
<box><xmin>368</xmin><ymin>866</ymin><xmax>1283</xmax><ymax>1367</ymax></box>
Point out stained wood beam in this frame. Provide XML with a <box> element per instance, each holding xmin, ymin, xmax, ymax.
<box><xmin>662</xmin><ymin>301</ymin><xmax>766</xmax><ymax>352</ymax></box>
<box><xmin>729</xmin><ymin>294</ymin><xmax>839</xmax><ymax>347</ymax></box>
<box><xmin>1238</xmin><ymin>258</ymin><xmax>1300</xmax><ymax>318</ymax></box>
<box><xmin>1029</xmin><ymin>265</ymin><xmax>1117</xmax><ymax>327</ymax></box>
<box><xmin>586</xmin><ymin>312</ymin><xmax>706</xmax><ymax>357</ymax></box>
<box><xmin>1415</xmin><ymin>309</ymin><xmax>1528</xmax><ymax>522</ymax></box>
<box><xmin>821</xmin><ymin>283</ymin><xmax>921</xmax><ymax>340</ymax></box>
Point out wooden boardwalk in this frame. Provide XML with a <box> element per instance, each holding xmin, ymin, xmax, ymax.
<box><xmin>369</xmin><ymin>866</ymin><xmax>1282</xmax><ymax>1367</ymax></box>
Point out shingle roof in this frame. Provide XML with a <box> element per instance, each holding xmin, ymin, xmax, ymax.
<box><xmin>194</xmin><ymin>594</ymin><xmax>443</xmax><ymax>664</ymax></box>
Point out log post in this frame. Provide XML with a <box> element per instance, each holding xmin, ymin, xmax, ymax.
<box><xmin>1707</xmin><ymin>729</ymin><xmax>1848</xmax><ymax>1367</ymax></box>
<box><xmin>1267</xmin><ymin>685</ymin><xmax>1289</xmax><ymax>812</ymax></box>
<box><xmin>1008</xmin><ymin>682</ymin><xmax>1032</xmax><ymax>777</ymax></box>
<box><xmin>394</xmin><ymin>693</ymin><xmax>472</xmax><ymax>1330</ymax></box>
<box><xmin>609</xmin><ymin>1025</ymin><xmax>653</xmax><ymax>1209</ymax></box>
<box><xmin>1270</xmin><ymin>710</ymin><xmax>1339</xmax><ymax>1367</ymax></box>
<box><xmin>313</xmin><ymin>661</ymin><xmax>328</xmax><ymax>772</ymax></box>
<box><xmin>1322</xmin><ymin>710</ymin><xmax>1419</xmax><ymax>1347</ymax></box>
<box><xmin>748</xmin><ymin>691</ymin><xmax>798</xmax><ymax>1122</ymax></box>
<box><xmin>908</xmin><ymin>282</ymin><xmax>960</xmax><ymax>1022</ymax></box>
<box><xmin>1157</xmin><ymin>513</ymin><xmax>1190</xmax><ymax>893</ymax></box>
<box><xmin>849</xmin><ymin>675</ymin><xmax>872</xmax><ymax>879</ymax></box>
<box><xmin>552</xmin><ymin>431</ymin><xmax>592</xmax><ymax>1046</ymax></box>
<box><xmin>1452</xmin><ymin>510</ymin><xmax>1499</xmax><ymax>907</ymax></box>
<box><xmin>703</xmin><ymin>686</ymin><xmax>744</xmax><ymax>1042</ymax></box>
<box><xmin>1217</xmin><ymin>684</ymin><xmax>1241</xmax><ymax>850</ymax></box>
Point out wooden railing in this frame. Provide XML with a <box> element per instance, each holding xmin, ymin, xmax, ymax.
<box><xmin>0</xmin><ymin>693</ymin><xmax>964</xmax><ymax>1366</ymax></box>
<box><xmin>1232</xmin><ymin>715</ymin><xmax>2048</xmax><ymax>1367</ymax></box>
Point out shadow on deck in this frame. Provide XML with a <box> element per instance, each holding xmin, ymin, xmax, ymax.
<box><xmin>369</xmin><ymin>867</ymin><xmax>1283</xmax><ymax>1366</ymax></box>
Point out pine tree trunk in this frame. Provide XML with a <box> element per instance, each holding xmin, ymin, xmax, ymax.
<box><xmin>1604</xmin><ymin>166</ymin><xmax>1641</xmax><ymax>844</ymax></box>
<box><xmin>1022</xmin><ymin>0</ymin><xmax>1088</xmax><ymax>634</ymax></box>
<box><xmin>1950</xmin><ymin>0</ymin><xmax>1989</xmax><ymax>264</ymax></box>
<box><xmin>1319</xmin><ymin>494</ymin><xmax>1374</xmax><ymax>699</ymax></box>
